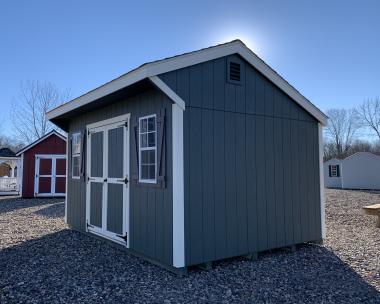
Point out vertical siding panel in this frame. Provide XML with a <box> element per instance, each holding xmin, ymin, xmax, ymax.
<box><xmin>202</xmin><ymin>62</ymin><xmax>213</xmax><ymax>109</ymax></box>
<box><xmin>246</xmin><ymin>115</ymin><xmax>258</xmax><ymax>252</ymax></box>
<box><xmin>255</xmin><ymin>74</ymin><xmax>265</xmax><ymax>115</ymax></box>
<box><xmin>225</xmin><ymin>112</ymin><xmax>238</xmax><ymax>256</ymax></box>
<box><xmin>291</xmin><ymin>120</ymin><xmax>302</xmax><ymax>243</ymax></box>
<box><xmin>299</xmin><ymin>121</ymin><xmax>309</xmax><ymax>242</ymax></box>
<box><xmin>245</xmin><ymin>68</ymin><xmax>256</xmax><ymax>115</ymax></box>
<box><xmin>256</xmin><ymin>116</ymin><xmax>267</xmax><ymax>250</ymax></box>
<box><xmin>225</xmin><ymin>84</ymin><xmax>236</xmax><ymax>112</ymax></box>
<box><xmin>189</xmin><ymin>108</ymin><xmax>203</xmax><ymax>264</ymax></box>
<box><xmin>201</xmin><ymin>109</ymin><xmax>215</xmax><ymax>261</ymax></box>
<box><xmin>265</xmin><ymin>117</ymin><xmax>276</xmax><ymax>248</ymax></box>
<box><xmin>236</xmin><ymin>113</ymin><xmax>248</xmax><ymax>253</ymax></box>
<box><xmin>283</xmin><ymin>119</ymin><xmax>294</xmax><ymax>245</ymax></box>
<box><xmin>274</xmin><ymin>118</ymin><xmax>285</xmax><ymax>247</ymax></box>
<box><xmin>265</xmin><ymin>83</ymin><xmax>274</xmax><ymax>117</ymax></box>
<box><xmin>213</xmin><ymin>58</ymin><xmax>226</xmax><ymax>111</ymax></box>
<box><xmin>213</xmin><ymin>110</ymin><xmax>227</xmax><ymax>259</ymax></box>
<box><xmin>189</xmin><ymin>65</ymin><xmax>202</xmax><ymax>108</ymax></box>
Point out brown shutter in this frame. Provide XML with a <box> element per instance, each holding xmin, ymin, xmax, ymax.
<box><xmin>328</xmin><ymin>165</ymin><xmax>332</xmax><ymax>177</ymax></box>
<box><xmin>156</xmin><ymin>108</ymin><xmax>166</xmax><ymax>188</ymax></box>
<box><xmin>131</xmin><ymin>118</ymin><xmax>139</xmax><ymax>183</ymax></box>
<box><xmin>337</xmin><ymin>165</ymin><xmax>340</xmax><ymax>177</ymax></box>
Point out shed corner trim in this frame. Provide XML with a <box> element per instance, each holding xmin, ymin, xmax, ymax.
<box><xmin>318</xmin><ymin>123</ymin><xmax>326</xmax><ymax>238</ymax></box>
<box><xmin>172</xmin><ymin>102</ymin><xmax>185</xmax><ymax>268</ymax></box>
<box><xmin>149</xmin><ymin>76</ymin><xmax>186</xmax><ymax>111</ymax></box>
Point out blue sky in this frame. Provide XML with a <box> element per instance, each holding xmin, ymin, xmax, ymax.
<box><xmin>1</xmin><ymin>0</ymin><xmax>379</xmax><ymax>135</ymax></box>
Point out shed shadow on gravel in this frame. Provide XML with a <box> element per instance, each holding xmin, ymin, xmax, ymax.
<box><xmin>0</xmin><ymin>198</ymin><xmax>64</xmax><ymax>215</ymax></box>
<box><xmin>33</xmin><ymin>202</ymin><xmax>65</xmax><ymax>218</ymax></box>
<box><xmin>1</xmin><ymin>230</ymin><xmax>379</xmax><ymax>303</ymax></box>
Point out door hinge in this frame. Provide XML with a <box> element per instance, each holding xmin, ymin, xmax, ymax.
<box><xmin>116</xmin><ymin>232</ymin><xmax>128</xmax><ymax>244</ymax></box>
<box><xmin>125</xmin><ymin>121</ymin><xmax>128</xmax><ymax>129</ymax></box>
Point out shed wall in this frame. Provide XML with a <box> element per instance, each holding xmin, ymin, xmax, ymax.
<box><xmin>21</xmin><ymin>134</ymin><xmax>66</xmax><ymax>198</ymax></box>
<box><xmin>323</xmin><ymin>159</ymin><xmax>342</xmax><ymax>188</ymax></box>
<box><xmin>66</xmin><ymin>88</ymin><xmax>173</xmax><ymax>266</ymax></box>
<box><xmin>160</xmin><ymin>54</ymin><xmax>322</xmax><ymax>266</ymax></box>
<box><xmin>342</xmin><ymin>153</ymin><xmax>380</xmax><ymax>189</ymax></box>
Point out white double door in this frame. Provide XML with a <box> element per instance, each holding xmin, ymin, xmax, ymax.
<box><xmin>35</xmin><ymin>155</ymin><xmax>66</xmax><ymax>197</ymax></box>
<box><xmin>86</xmin><ymin>115</ymin><xmax>130</xmax><ymax>246</ymax></box>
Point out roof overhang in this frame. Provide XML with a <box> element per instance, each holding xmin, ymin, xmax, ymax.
<box><xmin>46</xmin><ymin>40</ymin><xmax>327</xmax><ymax>126</ymax></box>
<box><xmin>16</xmin><ymin>130</ymin><xmax>67</xmax><ymax>156</ymax></box>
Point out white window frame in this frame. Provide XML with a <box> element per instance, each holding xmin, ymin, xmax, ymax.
<box><xmin>138</xmin><ymin>114</ymin><xmax>157</xmax><ymax>184</ymax></box>
<box><xmin>331</xmin><ymin>165</ymin><xmax>338</xmax><ymax>177</ymax></box>
<box><xmin>72</xmin><ymin>132</ymin><xmax>81</xmax><ymax>180</ymax></box>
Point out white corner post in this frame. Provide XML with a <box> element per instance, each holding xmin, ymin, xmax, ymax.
<box><xmin>172</xmin><ymin>103</ymin><xmax>185</xmax><ymax>268</ymax></box>
<box><xmin>65</xmin><ymin>133</ymin><xmax>69</xmax><ymax>223</ymax></box>
<box><xmin>318</xmin><ymin>123</ymin><xmax>326</xmax><ymax>239</ymax></box>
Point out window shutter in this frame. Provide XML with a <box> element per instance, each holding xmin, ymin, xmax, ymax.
<box><xmin>69</xmin><ymin>136</ymin><xmax>73</xmax><ymax>176</ymax></box>
<box><xmin>131</xmin><ymin>118</ymin><xmax>139</xmax><ymax>183</ymax></box>
<box><xmin>337</xmin><ymin>165</ymin><xmax>340</xmax><ymax>177</ymax></box>
<box><xmin>329</xmin><ymin>165</ymin><xmax>332</xmax><ymax>177</ymax></box>
<box><xmin>80</xmin><ymin>129</ymin><xmax>86</xmax><ymax>182</ymax></box>
<box><xmin>156</xmin><ymin>108</ymin><xmax>166</xmax><ymax>188</ymax></box>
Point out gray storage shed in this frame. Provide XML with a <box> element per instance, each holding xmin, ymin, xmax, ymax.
<box><xmin>47</xmin><ymin>40</ymin><xmax>328</xmax><ymax>273</ymax></box>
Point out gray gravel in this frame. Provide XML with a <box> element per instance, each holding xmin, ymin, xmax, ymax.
<box><xmin>0</xmin><ymin>190</ymin><xmax>379</xmax><ymax>303</ymax></box>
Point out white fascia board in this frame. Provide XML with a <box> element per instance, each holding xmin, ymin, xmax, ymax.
<box><xmin>47</xmin><ymin>40</ymin><xmax>327</xmax><ymax>125</ymax></box>
<box><xmin>149</xmin><ymin>76</ymin><xmax>185</xmax><ymax>110</ymax></box>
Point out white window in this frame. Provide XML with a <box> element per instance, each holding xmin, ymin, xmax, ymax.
<box><xmin>72</xmin><ymin>132</ymin><xmax>81</xmax><ymax>179</ymax></box>
<box><xmin>139</xmin><ymin>115</ymin><xmax>157</xmax><ymax>183</ymax></box>
<box><xmin>331</xmin><ymin>165</ymin><xmax>339</xmax><ymax>177</ymax></box>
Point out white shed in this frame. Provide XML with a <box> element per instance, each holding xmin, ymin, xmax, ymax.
<box><xmin>324</xmin><ymin>158</ymin><xmax>342</xmax><ymax>188</ymax></box>
<box><xmin>324</xmin><ymin>152</ymin><xmax>380</xmax><ymax>190</ymax></box>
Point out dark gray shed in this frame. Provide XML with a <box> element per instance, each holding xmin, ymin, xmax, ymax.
<box><xmin>47</xmin><ymin>40</ymin><xmax>327</xmax><ymax>273</ymax></box>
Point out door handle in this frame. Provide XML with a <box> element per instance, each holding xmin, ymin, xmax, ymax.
<box><xmin>116</xmin><ymin>177</ymin><xmax>129</xmax><ymax>184</ymax></box>
<box><xmin>104</xmin><ymin>178</ymin><xmax>107</xmax><ymax>182</ymax></box>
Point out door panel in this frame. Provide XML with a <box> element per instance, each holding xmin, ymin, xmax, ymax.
<box><xmin>108</xmin><ymin>127</ymin><xmax>124</xmax><ymax>178</ymax></box>
<box><xmin>55</xmin><ymin>177</ymin><xmax>66</xmax><ymax>193</ymax></box>
<box><xmin>107</xmin><ymin>183</ymin><xmax>123</xmax><ymax>234</ymax></box>
<box><xmin>39</xmin><ymin>159</ymin><xmax>52</xmax><ymax>175</ymax></box>
<box><xmin>56</xmin><ymin>159</ymin><xmax>66</xmax><ymax>175</ymax></box>
<box><xmin>91</xmin><ymin>131</ymin><xmax>104</xmax><ymax>178</ymax></box>
<box><xmin>90</xmin><ymin>182</ymin><xmax>103</xmax><ymax>228</ymax></box>
<box><xmin>38</xmin><ymin>177</ymin><xmax>51</xmax><ymax>193</ymax></box>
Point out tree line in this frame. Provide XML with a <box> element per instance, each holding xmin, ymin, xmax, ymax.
<box><xmin>324</xmin><ymin>98</ymin><xmax>380</xmax><ymax>160</ymax></box>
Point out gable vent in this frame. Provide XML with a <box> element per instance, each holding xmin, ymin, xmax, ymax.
<box><xmin>229</xmin><ymin>62</ymin><xmax>241</xmax><ymax>81</ymax></box>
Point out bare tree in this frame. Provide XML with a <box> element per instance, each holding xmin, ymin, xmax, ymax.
<box><xmin>324</xmin><ymin>108</ymin><xmax>359</xmax><ymax>158</ymax></box>
<box><xmin>11</xmin><ymin>81</ymin><xmax>69</xmax><ymax>144</ymax></box>
<box><xmin>356</xmin><ymin>98</ymin><xmax>380</xmax><ymax>140</ymax></box>
<box><xmin>0</xmin><ymin>135</ymin><xmax>24</xmax><ymax>152</ymax></box>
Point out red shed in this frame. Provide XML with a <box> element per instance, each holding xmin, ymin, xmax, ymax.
<box><xmin>16</xmin><ymin>130</ymin><xmax>67</xmax><ymax>198</ymax></box>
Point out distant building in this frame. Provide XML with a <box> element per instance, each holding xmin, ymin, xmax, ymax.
<box><xmin>324</xmin><ymin>152</ymin><xmax>380</xmax><ymax>190</ymax></box>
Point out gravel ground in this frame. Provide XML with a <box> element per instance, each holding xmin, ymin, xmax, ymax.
<box><xmin>0</xmin><ymin>190</ymin><xmax>379</xmax><ymax>303</ymax></box>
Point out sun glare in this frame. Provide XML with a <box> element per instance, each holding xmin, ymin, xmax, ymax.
<box><xmin>210</xmin><ymin>30</ymin><xmax>261</xmax><ymax>55</ymax></box>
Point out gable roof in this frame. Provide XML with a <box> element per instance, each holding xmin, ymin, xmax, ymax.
<box><xmin>46</xmin><ymin>40</ymin><xmax>327</xmax><ymax>125</ymax></box>
<box><xmin>16</xmin><ymin>130</ymin><xmax>66</xmax><ymax>156</ymax></box>
<box><xmin>344</xmin><ymin>151</ymin><xmax>380</xmax><ymax>161</ymax></box>
<box><xmin>0</xmin><ymin>148</ymin><xmax>16</xmax><ymax>158</ymax></box>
